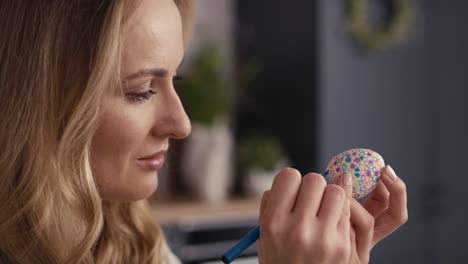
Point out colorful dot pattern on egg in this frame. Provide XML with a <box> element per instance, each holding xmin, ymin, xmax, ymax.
<box><xmin>323</xmin><ymin>148</ymin><xmax>385</xmax><ymax>199</ymax></box>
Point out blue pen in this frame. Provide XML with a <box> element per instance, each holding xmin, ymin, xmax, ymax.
<box><xmin>221</xmin><ymin>172</ymin><xmax>330</xmax><ymax>263</ymax></box>
<box><xmin>221</xmin><ymin>225</ymin><xmax>260</xmax><ymax>263</ymax></box>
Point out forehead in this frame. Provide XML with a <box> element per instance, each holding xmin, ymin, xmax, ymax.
<box><xmin>121</xmin><ymin>0</ymin><xmax>183</xmax><ymax>74</ymax></box>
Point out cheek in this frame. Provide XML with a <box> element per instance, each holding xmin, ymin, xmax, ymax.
<box><xmin>91</xmin><ymin>109</ymin><xmax>151</xmax><ymax>197</ymax></box>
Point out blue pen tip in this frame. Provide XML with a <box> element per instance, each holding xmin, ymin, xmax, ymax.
<box><xmin>221</xmin><ymin>255</ymin><xmax>230</xmax><ymax>264</ymax></box>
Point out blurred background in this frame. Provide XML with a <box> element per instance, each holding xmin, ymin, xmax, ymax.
<box><xmin>151</xmin><ymin>0</ymin><xmax>468</xmax><ymax>263</ymax></box>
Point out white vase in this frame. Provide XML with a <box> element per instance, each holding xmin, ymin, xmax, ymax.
<box><xmin>182</xmin><ymin>120</ymin><xmax>234</xmax><ymax>204</ymax></box>
<box><xmin>244</xmin><ymin>161</ymin><xmax>289</xmax><ymax>197</ymax></box>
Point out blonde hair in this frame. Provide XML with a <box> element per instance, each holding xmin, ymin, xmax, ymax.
<box><xmin>0</xmin><ymin>1</ymin><xmax>193</xmax><ymax>263</ymax></box>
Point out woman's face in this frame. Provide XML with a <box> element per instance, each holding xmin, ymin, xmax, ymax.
<box><xmin>91</xmin><ymin>0</ymin><xmax>191</xmax><ymax>201</ymax></box>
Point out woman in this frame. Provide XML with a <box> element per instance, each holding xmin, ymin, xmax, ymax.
<box><xmin>0</xmin><ymin>0</ymin><xmax>407</xmax><ymax>263</ymax></box>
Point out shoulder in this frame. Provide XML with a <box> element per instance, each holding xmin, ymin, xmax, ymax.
<box><xmin>162</xmin><ymin>246</ymin><xmax>181</xmax><ymax>264</ymax></box>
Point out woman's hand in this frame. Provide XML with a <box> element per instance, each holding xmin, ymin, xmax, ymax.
<box><xmin>348</xmin><ymin>165</ymin><xmax>408</xmax><ymax>263</ymax></box>
<box><xmin>257</xmin><ymin>168</ymin><xmax>353</xmax><ymax>264</ymax></box>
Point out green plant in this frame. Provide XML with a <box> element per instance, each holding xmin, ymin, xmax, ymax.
<box><xmin>238</xmin><ymin>135</ymin><xmax>286</xmax><ymax>171</ymax></box>
<box><xmin>177</xmin><ymin>45</ymin><xmax>232</xmax><ymax>127</ymax></box>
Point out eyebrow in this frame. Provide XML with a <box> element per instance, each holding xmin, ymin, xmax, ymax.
<box><xmin>125</xmin><ymin>57</ymin><xmax>185</xmax><ymax>81</ymax></box>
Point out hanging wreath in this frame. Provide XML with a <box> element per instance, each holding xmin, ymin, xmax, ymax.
<box><xmin>346</xmin><ymin>0</ymin><xmax>414</xmax><ymax>52</ymax></box>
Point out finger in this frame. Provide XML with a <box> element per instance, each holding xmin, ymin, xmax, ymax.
<box><xmin>268</xmin><ymin>168</ymin><xmax>302</xmax><ymax>216</ymax></box>
<box><xmin>361</xmin><ymin>178</ymin><xmax>390</xmax><ymax>218</ymax></box>
<box><xmin>317</xmin><ymin>184</ymin><xmax>346</xmax><ymax>227</ymax></box>
<box><xmin>350</xmin><ymin>199</ymin><xmax>373</xmax><ymax>263</ymax></box>
<box><xmin>373</xmin><ymin>165</ymin><xmax>408</xmax><ymax>244</ymax></box>
<box><xmin>259</xmin><ymin>190</ymin><xmax>271</xmax><ymax>222</ymax></box>
<box><xmin>257</xmin><ymin>191</ymin><xmax>269</xmax><ymax>264</ymax></box>
<box><xmin>292</xmin><ymin>172</ymin><xmax>327</xmax><ymax>219</ymax></box>
<box><xmin>337</xmin><ymin>174</ymin><xmax>352</xmax><ymax>231</ymax></box>
<box><xmin>349</xmin><ymin>227</ymin><xmax>360</xmax><ymax>263</ymax></box>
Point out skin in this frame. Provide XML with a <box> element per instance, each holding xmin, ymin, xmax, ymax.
<box><xmin>258</xmin><ymin>165</ymin><xmax>407</xmax><ymax>263</ymax></box>
<box><xmin>258</xmin><ymin>170</ymin><xmax>353</xmax><ymax>264</ymax></box>
<box><xmin>89</xmin><ymin>0</ymin><xmax>408</xmax><ymax>261</ymax></box>
<box><xmin>347</xmin><ymin>165</ymin><xmax>408</xmax><ymax>263</ymax></box>
<box><xmin>91</xmin><ymin>0</ymin><xmax>190</xmax><ymax>201</ymax></box>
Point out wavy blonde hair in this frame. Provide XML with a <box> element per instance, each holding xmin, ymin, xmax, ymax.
<box><xmin>0</xmin><ymin>0</ymin><xmax>193</xmax><ymax>263</ymax></box>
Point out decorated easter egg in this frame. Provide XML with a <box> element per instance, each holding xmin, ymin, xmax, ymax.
<box><xmin>323</xmin><ymin>148</ymin><xmax>385</xmax><ymax>199</ymax></box>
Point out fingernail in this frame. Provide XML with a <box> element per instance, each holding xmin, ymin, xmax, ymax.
<box><xmin>386</xmin><ymin>165</ymin><xmax>398</xmax><ymax>181</ymax></box>
<box><xmin>343</xmin><ymin>173</ymin><xmax>352</xmax><ymax>186</ymax></box>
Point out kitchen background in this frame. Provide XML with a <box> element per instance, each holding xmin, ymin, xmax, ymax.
<box><xmin>152</xmin><ymin>0</ymin><xmax>468</xmax><ymax>263</ymax></box>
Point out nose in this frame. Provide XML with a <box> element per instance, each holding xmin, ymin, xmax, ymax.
<box><xmin>151</xmin><ymin>89</ymin><xmax>191</xmax><ymax>139</ymax></box>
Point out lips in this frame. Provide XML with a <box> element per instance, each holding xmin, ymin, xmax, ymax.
<box><xmin>137</xmin><ymin>151</ymin><xmax>166</xmax><ymax>171</ymax></box>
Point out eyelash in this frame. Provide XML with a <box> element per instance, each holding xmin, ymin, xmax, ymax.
<box><xmin>125</xmin><ymin>75</ymin><xmax>183</xmax><ymax>103</ymax></box>
<box><xmin>126</xmin><ymin>90</ymin><xmax>157</xmax><ymax>103</ymax></box>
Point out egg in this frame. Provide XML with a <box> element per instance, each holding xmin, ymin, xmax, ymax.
<box><xmin>323</xmin><ymin>148</ymin><xmax>385</xmax><ymax>199</ymax></box>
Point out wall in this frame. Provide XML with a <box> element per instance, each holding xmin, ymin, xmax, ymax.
<box><xmin>187</xmin><ymin>0</ymin><xmax>235</xmax><ymax>77</ymax></box>
<box><xmin>319</xmin><ymin>0</ymin><xmax>468</xmax><ymax>263</ymax></box>
<box><xmin>427</xmin><ymin>1</ymin><xmax>468</xmax><ymax>262</ymax></box>
<box><xmin>168</xmin><ymin>0</ymin><xmax>468</xmax><ymax>262</ymax></box>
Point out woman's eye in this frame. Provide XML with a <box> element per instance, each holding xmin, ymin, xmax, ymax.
<box><xmin>126</xmin><ymin>90</ymin><xmax>157</xmax><ymax>103</ymax></box>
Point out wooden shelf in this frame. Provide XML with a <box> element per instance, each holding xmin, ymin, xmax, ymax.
<box><xmin>152</xmin><ymin>196</ymin><xmax>261</xmax><ymax>225</ymax></box>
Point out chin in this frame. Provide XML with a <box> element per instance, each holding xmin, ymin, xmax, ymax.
<box><xmin>126</xmin><ymin>178</ymin><xmax>159</xmax><ymax>201</ymax></box>
<box><xmin>100</xmin><ymin>173</ymin><xmax>159</xmax><ymax>202</ymax></box>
